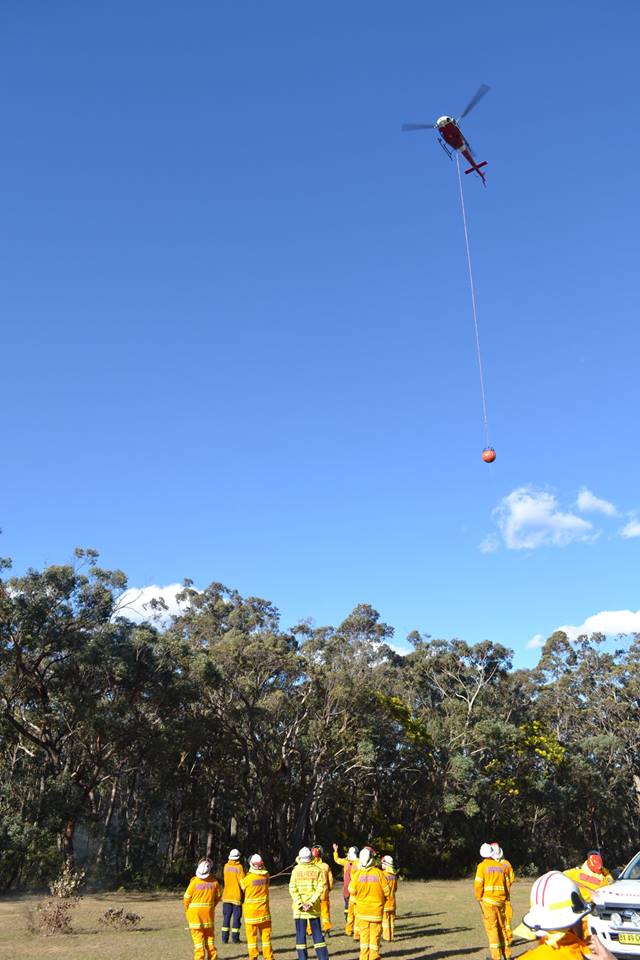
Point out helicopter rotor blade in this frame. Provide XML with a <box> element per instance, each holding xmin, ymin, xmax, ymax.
<box><xmin>401</xmin><ymin>123</ymin><xmax>435</xmax><ymax>131</ymax></box>
<box><xmin>459</xmin><ymin>83</ymin><xmax>490</xmax><ymax>120</ymax></box>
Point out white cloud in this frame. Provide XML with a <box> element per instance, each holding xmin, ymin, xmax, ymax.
<box><xmin>115</xmin><ymin>584</ymin><xmax>190</xmax><ymax>624</ymax></box>
<box><xmin>576</xmin><ymin>487</ymin><xmax>617</xmax><ymax>516</ymax></box>
<box><xmin>620</xmin><ymin>516</ymin><xmax>640</xmax><ymax>539</ymax></box>
<box><xmin>479</xmin><ymin>534</ymin><xmax>500</xmax><ymax>554</ymax></box>
<box><xmin>527</xmin><ymin>633</ymin><xmax>546</xmax><ymax>649</ymax></box>
<box><xmin>557</xmin><ymin>609</ymin><xmax>640</xmax><ymax>641</ymax></box>
<box><xmin>493</xmin><ymin>487</ymin><xmax>595</xmax><ymax>550</ymax></box>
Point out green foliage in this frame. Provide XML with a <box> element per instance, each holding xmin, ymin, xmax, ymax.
<box><xmin>2</xmin><ymin>549</ymin><xmax>640</xmax><ymax>886</ymax></box>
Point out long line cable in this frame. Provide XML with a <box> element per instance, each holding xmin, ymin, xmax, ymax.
<box><xmin>455</xmin><ymin>153</ymin><xmax>490</xmax><ymax>445</ymax></box>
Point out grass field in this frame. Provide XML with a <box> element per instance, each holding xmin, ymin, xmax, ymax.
<box><xmin>0</xmin><ymin>879</ymin><xmax>537</xmax><ymax>960</ymax></box>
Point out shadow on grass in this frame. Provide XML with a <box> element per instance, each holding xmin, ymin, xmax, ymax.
<box><xmin>428</xmin><ymin>949</ymin><xmax>482</xmax><ymax>959</ymax></box>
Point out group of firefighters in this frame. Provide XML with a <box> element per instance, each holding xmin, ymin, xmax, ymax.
<box><xmin>183</xmin><ymin>839</ymin><xmax>618</xmax><ymax>960</ymax></box>
<box><xmin>474</xmin><ymin>841</ymin><xmax>615</xmax><ymax>958</ymax></box>
<box><xmin>182</xmin><ymin>843</ymin><xmax>398</xmax><ymax>960</ymax></box>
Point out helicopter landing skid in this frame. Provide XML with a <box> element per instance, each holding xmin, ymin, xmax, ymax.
<box><xmin>438</xmin><ymin>138</ymin><xmax>454</xmax><ymax>160</ymax></box>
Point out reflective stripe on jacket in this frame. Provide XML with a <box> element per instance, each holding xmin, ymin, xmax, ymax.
<box><xmin>474</xmin><ymin>858</ymin><xmax>511</xmax><ymax>904</ymax></box>
<box><xmin>240</xmin><ymin>868</ymin><xmax>271</xmax><ymax>924</ymax></box>
<box><xmin>348</xmin><ymin>866</ymin><xmax>391</xmax><ymax>921</ymax></box>
<box><xmin>289</xmin><ymin>860</ymin><xmax>326</xmax><ymax>918</ymax></box>
<box><xmin>564</xmin><ymin>862</ymin><xmax>613</xmax><ymax>902</ymax></box>
<box><xmin>183</xmin><ymin>876</ymin><xmax>221</xmax><ymax>929</ymax></box>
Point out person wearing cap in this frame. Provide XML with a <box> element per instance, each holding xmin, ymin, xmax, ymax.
<box><xmin>474</xmin><ymin>842</ymin><xmax>513</xmax><ymax>960</ymax></box>
<box><xmin>521</xmin><ymin>870</ymin><xmax>591</xmax><ymax>957</ymax></box>
<box><xmin>332</xmin><ymin>843</ymin><xmax>359</xmax><ymax>931</ymax></box>
<box><xmin>289</xmin><ymin>847</ymin><xmax>330</xmax><ymax>960</ymax></box>
<box><xmin>564</xmin><ymin>851</ymin><xmax>613</xmax><ymax>903</ymax></box>
<box><xmin>222</xmin><ymin>849</ymin><xmax>245</xmax><ymax>944</ymax></box>
<box><xmin>348</xmin><ymin>848</ymin><xmax>391</xmax><ymax>960</ymax></box>
<box><xmin>240</xmin><ymin>854</ymin><xmax>274</xmax><ymax>960</ymax></box>
<box><xmin>310</xmin><ymin>845</ymin><xmax>333</xmax><ymax>934</ymax></box>
<box><xmin>380</xmin><ymin>856</ymin><xmax>398</xmax><ymax>942</ymax></box>
<box><xmin>183</xmin><ymin>857</ymin><xmax>222</xmax><ymax>960</ymax></box>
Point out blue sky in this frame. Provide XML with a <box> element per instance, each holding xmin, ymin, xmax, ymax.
<box><xmin>2</xmin><ymin>1</ymin><xmax>640</xmax><ymax>665</ymax></box>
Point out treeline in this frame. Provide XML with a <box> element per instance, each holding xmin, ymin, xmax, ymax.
<box><xmin>1</xmin><ymin>548</ymin><xmax>639</xmax><ymax>891</ymax></box>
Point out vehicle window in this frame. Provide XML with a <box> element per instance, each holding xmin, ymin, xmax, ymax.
<box><xmin>622</xmin><ymin>853</ymin><xmax>640</xmax><ymax>880</ymax></box>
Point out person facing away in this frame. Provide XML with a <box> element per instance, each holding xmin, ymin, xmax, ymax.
<box><xmin>311</xmin><ymin>844</ymin><xmax>334</xmax><ymax>934</ymax></box>
<box><xmin>240</xmin><ymin>854</ymin><xmax>274</xmax><ymax>960</ymax></box>
<box><xmin>474</xmin><ymin>842</ymin><xmax>513</xmax><ymax>960</ymax></box>
<box><xmin>332</xmin><ymin>843</ymin><xmax>360</xmax><ymax>931</ymax></box>
<box><xmin>348</xmin><ymin>848</ymin><xmax>391</xmax><ymax>960</ymax></box>
<box><xmin>222</xmin><ymin>848</ymin><xmax>245</xmax><ymax>943</ymax></box>
<box><xmin>289</xmin><ymin>846</ymin><xmax>330</xmax><ymax>960</ymax></box>
<box><xmin>380</xmin><ymin>856</ymin><xmax>398</xmax><ymax>942</ymax></box>
<box><xmin>183</xmin><ymin>857</ymin><xmax>222</xmax><ymax>960</ymax></box>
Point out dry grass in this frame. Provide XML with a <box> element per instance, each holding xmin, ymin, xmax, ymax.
<box><xmin>0</xmin><ymin>878</ymin><xmax>535</xmax><ymax>960</ymax></box>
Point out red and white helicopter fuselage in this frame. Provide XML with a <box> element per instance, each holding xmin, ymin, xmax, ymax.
<box><xmin>435</xmin><ymin>116</ymin><xmax>488</xmax><ymax>183</ymax></box>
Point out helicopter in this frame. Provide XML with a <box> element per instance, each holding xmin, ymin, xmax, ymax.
<box><xmin>402</xmin><ymin>84</ymin><xmax>490</xmax><ymax>184</ymax></box>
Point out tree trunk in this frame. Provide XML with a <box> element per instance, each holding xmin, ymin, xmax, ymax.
<box><xmin>96</xmin><ymin>779</ymin><xmax>118</xmax><ymax>865</ymax></box>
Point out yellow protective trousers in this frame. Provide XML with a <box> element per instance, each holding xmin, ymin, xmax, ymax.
<box><xmin>321</xmin><ymin>895</ymin><xmax>331</xmax><ymax>931</ymax></box>
<box><xmin>245</xmin><ymin>920</ymin><xmax>274</xmax><ymax>960</ymax></box>
<box><xmin>382</xmin><ymin>909</ymin><xmax>395</xmax><ymax>942</ymax></box>
<box><xmin>190</xmin><ymin>926</ymin><xmax>217</xmax><ymax>960</ymax></box>
<box><xmin>346</xmin><ymin>900</ymin><xmax>359</xmax><ymax>939</ymax></box>
<box><xmin>480</xmin><ymin>902</ymin><xmax>511</xmax><ymax>960</ymax></box>
<box><xmin>357</xmin><ymin>920</ymin><xmax>382</xmax><ymax>960</ymax></box>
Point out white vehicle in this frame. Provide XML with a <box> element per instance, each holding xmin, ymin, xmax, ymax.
<box><xmin>590</xmin><ymin>852</ymin><xmax>640</xmax><ymax>956</ymax></box>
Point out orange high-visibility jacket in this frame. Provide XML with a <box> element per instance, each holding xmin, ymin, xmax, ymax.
<box><xmin>183</xmin><ymin>876</ymin><xmax>222</xmax><ymax>930</ymax></box>
<box><xmin>223</xmin><ymin>860</ymin><xmax>246</xmax><ymax>905</ymax></box>
<box><xmin>564</xmin><ymin>862</ymin><xmax>613</xmax><ymax>902</ymax></box>
<box><xmin>382</xmin><ymin>868</ymin><xmax>398</xmax><ymax>911</ymax></box>
<box><xmin>240</xmin><ymin>868</ymin><xmax>271</xmax><ymax>924</ymax></box>
<box><xmin>348</xmin><ymin>866</ymin><xmax>391</xmax><ymax>922</ymax></box>
<box><xmin>524</xmin><ymin>930</ymin><xmax>588</xmax><ymax>958</ymax></box>
<box><xmin>474</xmin><ymin>858</ymin><xmax>512</xmax><ymax>904</ymax></box>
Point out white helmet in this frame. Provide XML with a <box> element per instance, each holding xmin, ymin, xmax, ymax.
<box><xmin>250</xmin><ymin>854</ymin><xmax>265</xmax><ymax>869</ymax></box>
<box><xmin>347</xmin><ymin>846</ymin><xmax>359</xmax><ymax>862</ymax></box>
<box><xmin>196</xmin><ymin>857</ymin><xmax>213</xmax><ymax>879</ymax></box>
<box><xmin>479</xmin><ymin>842</ymin><xmax>494</xmax><ymax>859</ymax></box>
<box><xmin>491</xmin><ymin>842</ymin><xmax>504</xmax><ymax>860</ymax></box>
<box><xmin>523</xmin><ymin>871</ymin><xmax>590</xmax><ymax>933</ymax></box>
<box><xmin>298</xmin><ymin>846</ymin><xmax>312</xmax><ymax>863</ymax></box>
<box><xmin>381</xmin><ymin>855</ymin><xmax>394</xmax><ymax>868</ymax></box>
<box><xmin>229</xmin><ymin>848</ymin><xmax>241</xmax><ymax>861</ymax></box>
<box><xmin>359</xmin><ymin>848</ymin><xmax>373</xmax><ymax>868</ymax></box>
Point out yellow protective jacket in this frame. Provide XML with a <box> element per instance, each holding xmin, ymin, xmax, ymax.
<box><xmin>474</xmin><ymin>858</ymin><xmax>512</xmax><ymax>904</ymax></box>
<box><xmin>564</xmin><ymin>861</ymin><xmax>613</xmax><ymax>902</ymax></box>
<box><xmin>183</xmin><ymin>875</ymin><xmax>222</xmax><ymax>930</ymax></box>
<box><xmin>524</xmin><ymin>930</ymin><xmax>588</xmax><ymax>958</ymax></box>
<box><xmin>289</xmin><ymin>859</ymin><xmax>326</xmax><ymax>919</ymax></box>
<box><xmin>316</xmin><ymin>859</ymin><xmax>334</xmax><ymax>897</ymax></box>
<box><xmin>223</xmin><ymin>860</ymin><xmax>246</xmax><ymax>905</ymax></box>
<box><xmin>382</xmin><ymin>867</ymin><xmax>398</xmax><ymax>911</ymax></box>
<box><xmin>348</xmin><ymin>866</ymin><xmax>391</xmax><ymax>922</ymax></box>
<box><xmin>240</xmin><ymin>868</ymin><xmax>271</xmax><ymax>924</ymax></box>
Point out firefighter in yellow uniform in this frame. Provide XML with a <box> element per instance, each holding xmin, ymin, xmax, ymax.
<box><xmin>289</xmin><ymin>846</ymin><xmax>330</xmax><ymax>960</ymax></box>
<box><xmin>474</xmin><ymin>842</ymin><xmax>513</xmax><ymax>960</ymax></box>
<box><xmin>521</xmin><ymin>870</ymin><xmax>590</xmax><ymax>958</ymax></box>
<box><xmin>311</xmin><ymin>845</ymin><xmax>333</xmax><ymax>934</ymax></box>
<box><xmin>333</xmin><ymin>844</ymin><xmax>361</xmax><ymax>938</ymax></box>
<box><xmin>492</xmin><ymin>843</ymin><xmax>515</xmax><ymax>949</ymax></box>
<box><xmin>564</xmin><ymin>851</ymin><xmax>613</xmax><ymax>903</ymax></box>
<box><xmin>183</xmin><ymin>857</ymin><xmax>222</xmax><ymax>960</ymax></box>
<box><xmin>222</xmin><ymin>848</ymin><xmax>245</xmax><ymax>943</ymax></box>
<box><xmin>240</xmin><ymin>854</ymin><xmax>274</xmax><ymax>960</ymax></box>
<box><xmin>348</xmin><ymin>848</ymin><xmax>391</xmax><ymax>960</ymax></box>
<box><xmin>380</xmin><ymin>856</ymin><xmax>397</xmax><ymax>942</ymax></box>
